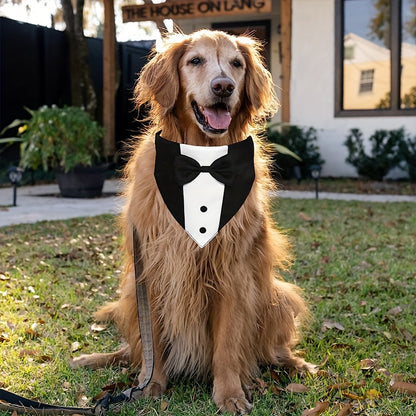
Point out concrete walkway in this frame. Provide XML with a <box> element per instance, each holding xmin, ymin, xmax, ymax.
<box><xmin>0</xmin><ymin>180</ymin><xmax>124</xmax><ymax>227</ymax></box>
<box><xmin>1</xmin><ymin>180</ymin><xmax>416</xmax><ymax>227</ymax></box>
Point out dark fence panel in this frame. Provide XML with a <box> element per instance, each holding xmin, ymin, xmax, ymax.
<box><xmin>0</xmin><ymin>16</ymin><xmax>152</xmax><ymax>171</ymax></box>
<box><xmin>117</xmin><ymin>41</ymin><xmax>153</xmax><ymax>148</ymax></box>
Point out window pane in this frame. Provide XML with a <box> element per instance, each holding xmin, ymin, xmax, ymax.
<box><xmin>343</xmin><ymin>0</ymin><xmax>391</xmax><ymax>110</ymax></box>
<box><xmin>401</xmin><ymin>0</ymin><xmax>416</xmax><ymax>108</ymax></box>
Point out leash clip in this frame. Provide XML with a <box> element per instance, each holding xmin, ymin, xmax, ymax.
<box><xmin>93</xmin><ymin>394</ymin><xmax>111</xmax><ymax>416</ymax></box>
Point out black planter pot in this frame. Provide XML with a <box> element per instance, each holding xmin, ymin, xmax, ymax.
<box><xmin>55</xmin><ymin>165</ymin><xmax>107</xmax><ymax>198</ymax></box>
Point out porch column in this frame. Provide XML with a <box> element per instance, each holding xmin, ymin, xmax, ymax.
<box><xmin>103</xmin><ymin>0</ymin><xmax>116</xmax><ymax>158</ymax></box>
<box><xmin>281</xmin><ymin>0</ymin><xmax>292</xmax><ymax>123</ymax></box>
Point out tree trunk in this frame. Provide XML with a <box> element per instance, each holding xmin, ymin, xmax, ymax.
<box><xmin>61</xmin><ymin>0</ymin><xmax>97</xmax><ymax>119</ymax></box>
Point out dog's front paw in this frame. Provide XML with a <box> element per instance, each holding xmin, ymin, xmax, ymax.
<box><xmin>130</xmin><ymin>381</ymin><xmax>166</xmax><ymax>401</ymax></box>
<box><xmin>70</xmin><ymin>354</ymin><xmax>95</xmax><ymax>369</ymax></box>
<box><xmin>133</xmin><ymin>381</ymin><xmax>166</xmax><ymax>400</ymax></box>
<box><xmin>214</xmin><ymin>392</ymin><xmax>253</xmax><ymax>414</ymax></box>
<box><xmin>143</xmin><ymin>381</ymin><xmax>166</xmax><ymax>397</ymax></box>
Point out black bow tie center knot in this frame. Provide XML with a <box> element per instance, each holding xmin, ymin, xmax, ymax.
<box><xmin>174</xmin><ymin>154</ymin><xmax>234</xmax><ymax>186</ymax></box>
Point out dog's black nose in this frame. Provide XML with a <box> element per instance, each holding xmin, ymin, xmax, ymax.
<box><xmin>211</xmin><ymin>77</ymin><xmax>235</xmax><ymax>98</ymax></box>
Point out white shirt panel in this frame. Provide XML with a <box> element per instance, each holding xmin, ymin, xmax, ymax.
<box><xmin>179</xmin><ymin>143</ymin><xmax>228</xmax><ymax>248</ymax></box>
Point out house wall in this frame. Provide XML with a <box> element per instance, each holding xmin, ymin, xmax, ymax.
<box><xmin>291</xmin><ymin>0</ymin><xmax>415</xmax><ymax>177</ymax></box>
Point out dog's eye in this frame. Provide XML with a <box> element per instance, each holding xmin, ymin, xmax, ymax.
<box><xmin>189</xmin><ymin>57</ymin><xmax>203</xmax><ymax>66</ymax></box>
<box><xmin>232</xmin><ymin>59</ymin><xmax>243</xmax><ymax>68</ymax></box>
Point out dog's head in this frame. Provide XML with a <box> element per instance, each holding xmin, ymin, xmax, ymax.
<box><xmin>135</xmin><ymin>30</ymin><xmax>279</xmax><ymax>142</ymax></box>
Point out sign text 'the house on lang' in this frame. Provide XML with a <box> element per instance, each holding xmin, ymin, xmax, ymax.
<box><xmin>122</xmin><ymin>0</ymin><xmax>272</xmax><ymax>22</ymax></box>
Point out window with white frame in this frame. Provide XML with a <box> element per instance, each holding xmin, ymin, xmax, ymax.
<box><xmin>359</xmin><ymin>69</ymin><xmax>375</xmax><ymax>93</ymax></box>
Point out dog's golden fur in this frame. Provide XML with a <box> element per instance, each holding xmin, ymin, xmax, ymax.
<box><xmin>72</xmin><ymin>30</ymin><xmax>314</xmax><ymax>414</ymax></box>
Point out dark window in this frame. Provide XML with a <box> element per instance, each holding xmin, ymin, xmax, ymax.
<box><xmin>335</xmin><ymin>0</ymin><xmax>416</xmax><ymax>116</ymax></box>
<box><xmin>359</xmin><ymin>69</ymin><xmax>375</xmax><ymax>93</ymax></box>
<box><xmin>211</xmin><ymin>20</ymin><xmax>271</xmax><ymax>69</ymax></box>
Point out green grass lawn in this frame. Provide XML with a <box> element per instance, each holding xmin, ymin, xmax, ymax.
<box><xmin>0</xmin><ymin>199</ymin><xmax>415</xmax><ymax>415</ymax></box>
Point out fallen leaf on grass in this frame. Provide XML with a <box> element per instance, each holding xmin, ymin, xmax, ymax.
<box><xmin>343</xmin><ymin>392</ymin><xmax>364</xmax><ymax>400</ymax></box>
<box><xmin>92</xmin><ymin>382</ymin><xmax>131</xmax><ymax>402</ymax></box>
<box><xmin>321</xmin><ymin>319</ymin><xmax>345</xmax><ymax>332</ymax></box>
<box><xmin>270</xmin><ymin>385</ymin><xmax>284</xmax><ymax>395</ymax></box>
<box><xmin>398</xmin><ymin>328</ymin><xmax>413</xmax><ymax>342</ymax></box>
<box><xmin>377</xmin><ymin>368</ymin><xmax>391</xmax><ymax>377</ymax></box>
<box><xmin>353</xmin><ymin>380</ymin><xmax>366</xmax><ymax>388</ymax></box>
<box><xmin>382</xmin><ymin>331</ymin><xmax>392</xmax><ymax>340</ymax></box>
<box><xmin>336</xmin><ymin>403</ymin><xmax>352</xmax><ymax>416</ymax></box>
<box><xmin>160</xmin><ymin>401</ymin><xmax>168</xmax><ymax>411</ymax></box>
<box><xmin>387</xmin><ymin>306</ymin><xmax>402</xmax><ymax>316</ymax></box>
<box><xmin>365</xmin><ymin>388</ymin><xmax>382</xmax><ymax>399</ymax></box>
<box><xmin>270</xmin><ymin>368</ymin><xmax>282</xmax><ymax>383</ymax></box>
<box><xmin>327</xmin><ymin>382</ymin><xmax>352</xmax><ymax>391</ymax></box>
<box><xmin>19</xmin><ymin>349</ymin><xmax>37</xmax><ymax>357</ymax></box>
<box><xmin>330</xmin><ymin>343</ymin><xmax>351</xmax><ymax>350</ymax></box>
<box><xmin>360</xmin><ymin>358</ymin><xmax>377</xmax><ymax>371</ymax></box>
<box><xmin>71</xmin><ymin>341</ymin><xmax>82</xmax><ymax>353</ymax></box>
<box><xmin>101</xmin><ymin>382</ymin><xmax>129</xmax><ymax>393</ymax></box>
<box><xmin>390</xmin><ymin>381</ymin><xmax>416</xmax><ymax>396</ymax></box>
<box><xmin>254</xmin><ymin>377</ymin><xmax>269</xmax><ymax>395</ymax></box>
<box><xmin>90</xmin><ymin>323</ymin><xmax>107</xmax><ymax>332</ymax></box>
<box><xmin>77</xmin><ymin>394</ymin><xmax>89</xmax><ymax>407</ymax></box>
<box><xmin>301</xmin><ymin>401</ymin><xmax>328</xmax><ymax>416</ymax></box>
<box><xmin>62</xmin><ymin>382</ymin><xmax>71</xmax><ymax>390</ymax></box>
<box><xmin>25</xmin><ymin>323</ymin><xmax>40</xmax><ymax>338</ymax></box>
<box><xmin>286</xmin><ymin>383</ymin><xmax>309</xmax><ymax>393</ymax></box>
<box><xmin>6</xmin><ymin>321</ymin><xmax>15</xmax><ymax>331</ymax></box>
<box><xmin>25</xmin><ymin>328</ymin><xmax>39</xmax><ymax>338</ymax></box>
<box><xmin>92</xmin><ymin>390</ymin><xmax>108</xmax><ymax>402</ymax></box>
<box><xmin>299</xmin><ymin>212</ymin><xmax>312</xmax><ymax>222</ymax></box>
<box><xmin>37</xmin><ymin>355</ymin><xmax>52</xmax><ymax>363</ymax></box>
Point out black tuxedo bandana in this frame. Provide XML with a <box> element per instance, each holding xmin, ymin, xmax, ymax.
<box><xmin>154</xmin><ymin>131</ymin><xmax>255</xmax><ymax>248</ymax></box>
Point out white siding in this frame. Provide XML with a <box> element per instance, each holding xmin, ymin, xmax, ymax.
<box><xmin>291</xmin><ymin>0</ymin><xmax>415</xmax><ymax>177</ymax></box>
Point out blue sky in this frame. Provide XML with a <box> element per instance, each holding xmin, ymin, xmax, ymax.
<box><xmin>344</xmin><ymin>0</ymin><xmax>385</xmax><ymax>46</ymax></box>
<box><xmin>344</xmin><ymin>0</ymin><xmax>416</xmax><ymax>46</ymax></box>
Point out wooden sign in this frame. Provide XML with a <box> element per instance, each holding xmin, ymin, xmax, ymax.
<box><xmin>122</xmin><ymin>0</ymin><xmax>272</xmax><ymax>22</ymax></box>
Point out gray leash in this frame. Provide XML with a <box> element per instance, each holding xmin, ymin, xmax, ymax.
<box><xmin>0</xmin><ymin>227</ymin><xmax>154</xmax><ymax>415</ymax></box>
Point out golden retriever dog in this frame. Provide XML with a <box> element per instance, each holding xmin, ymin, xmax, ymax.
<box><xmin>72</xmin><ymin>30</ymin><xmax>314</xmax><ymax>414</ymax></box>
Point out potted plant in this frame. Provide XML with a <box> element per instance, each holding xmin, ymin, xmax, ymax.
<box><xmin>1</xmin><ymin>105</ymin><xmax>106</xmax><ymax>197</ymax></box>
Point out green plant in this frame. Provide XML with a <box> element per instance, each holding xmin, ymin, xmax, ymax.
<box><xmin>1</xmin><ymin>105</ymin><xmax>104</xmax><ymax>173</ymax></box>
<box><xmin>398</xmin><ymin>130</ymin><xmax>416</xmax><ymax>182</ymax></box>
<box><xmin>344</xmin><ymin>128</ymin><xmax>402</xmax><ymax>181</ymax></box>
<box><xmin>267</xmin><ymin>124</ymin><xmax>324</xmax><ymax>180</ymax></box>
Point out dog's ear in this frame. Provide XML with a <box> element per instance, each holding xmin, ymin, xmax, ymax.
<box><xmin>135</xmin><ymin>35</ymin><xmax>189</xmax><ymax>113</ymax></box>
<box><xmin>236</xmin><ymin>37</ymin><xmax>279</xmax><ymax>121</ymax></box>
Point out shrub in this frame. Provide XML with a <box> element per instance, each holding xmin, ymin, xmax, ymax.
<box><xmin>344</xmin><ymin>128</ymin><xmax>403</xmax><ymax>181</ymax></box>
<box><xmin>398</xmin><ymin>131</ymin><xmax>416</xmax><ymax>182</ymax></box>
<box><xmin>267</xmin><ymin>124</ymin><xmax>324</xmax><ymax>180</ymax></box>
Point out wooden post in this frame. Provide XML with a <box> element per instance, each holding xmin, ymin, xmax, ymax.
<box><xmin>281</xmin><ymin>0</ymin><xmax>291</xmax><ymax>124</ymax></box>
<box><xmin>103</xmin><ymin>0</ymin><xmax>116</xmax><ymax>158</ymax></box>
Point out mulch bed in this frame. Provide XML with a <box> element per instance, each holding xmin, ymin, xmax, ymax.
<box><xmin>278</xmin><ymin>178</ymin><xmax>416</xmax><ymax>195</ymax></box>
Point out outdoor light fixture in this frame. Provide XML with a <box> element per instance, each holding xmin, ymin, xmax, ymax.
<box><xmin>309</xmin><ymin>164</ymin><xmax>322</xmax><ymax>200</ymax></box>
<box><xmin>7</xmin><ymin>166</ymin><xmax>23</xmax><ymax>206</ymax></box>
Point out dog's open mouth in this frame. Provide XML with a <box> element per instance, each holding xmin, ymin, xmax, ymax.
<box><xmin>191</xmin><ymin>101</ymin><xmax>231</xmax><ymax>134</ymax></box>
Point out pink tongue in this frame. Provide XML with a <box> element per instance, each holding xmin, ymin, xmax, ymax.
<box><xmin>202</xmin><ymin>107</ymin><xmax>231</xmax><ymax>130</ymax></box>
